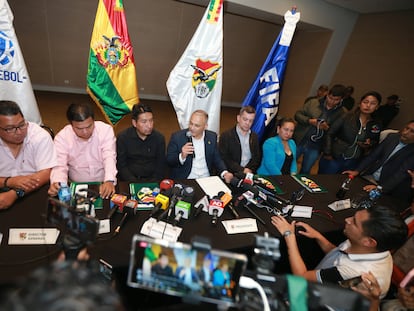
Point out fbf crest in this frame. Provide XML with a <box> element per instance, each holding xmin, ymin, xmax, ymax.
<box><xmin>0</xmin><ymin>31</ymin><xmax>15</xmax><ymax>66</ymax></box>
<box><xmin>191</xmin><ymin>59</ymin><xmax>221</xmax><ymax>98</ymax></box>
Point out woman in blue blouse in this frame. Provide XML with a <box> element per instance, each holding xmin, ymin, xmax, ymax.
<box><xmin>257</xmin><ymin>118</ymin><xmax>297</xmax><ymax>175</ymax></box>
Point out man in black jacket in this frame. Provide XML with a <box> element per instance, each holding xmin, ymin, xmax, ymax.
<box><xmin>344</xmin><ymin>120</ymin><xmax>414</xmax><ymax>207</ymax></box>
<box><xmin>219</xmin><ymin>106</ymin><xmax>261</xmax><ymax>177</ymax></box>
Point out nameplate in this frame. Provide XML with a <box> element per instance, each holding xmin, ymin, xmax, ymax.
<box><xmin>329</xmin><ymin>199</ymin><xmax>351</xmax><ymax>211</ymax></box>
<box><xmin>99</xmin><ymin>219</ymin><xmax>111</xmax><ymax>234</ymax></box>
<box><xmin>140</xmin><ymin>217</ymin><xmax>182</xmax><ymax>242</ymax></box>
<box><xmin>222</xmin><ymin>218</ymin><xmax>258</xmax><ymax>234</ymax></box>
<box><xmin>8</xmin><ymin>228</ymin><xmax>59</xmax><ymax>245</ymax></box>
<box><xmin>290</xmin><ymin>205</ymin><xmax>313</xmax><ymax>218</ymax></box>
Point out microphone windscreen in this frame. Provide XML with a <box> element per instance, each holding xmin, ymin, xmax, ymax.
<box><xmin>186</xmin><ymin>131</ymin><xmax>192</xmax><ymax>142</ymax></box>
<box><xmin>160</xmin><ymin>179</ymin><xmax>174</xmax><ymax>193</ymax></box>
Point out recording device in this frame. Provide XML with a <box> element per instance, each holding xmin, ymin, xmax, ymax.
<box><xmin>338</xmin><ymin>276</ymin><xmax>363</xmax><ymax>289</ymax></box>
<box><xmin>209</xmin><ymin>194</ymin><xmax>225</xmax><ymax>226</ymax></box>
<box><xmin>127</xmin><ymin>234</ymin><xmax>247</xmax><ymax>307</ymax></box>
<box><xmin>114</xmin><ymin>201</ymin><xmax>137</xmax><ymax>235</ymax></box>
<box><xmin>157</xmin><ymin>184</ymin><xmax>183</xmax><ymax>222</ymax></box>
<box><xmin>186</xmin><ymin>130</ymin><xmax>195</xmax><ymax>158</ymax></box>
<box><xmin>173</xmin><ymin>186</ymin><xmax>194</xmax><ymax>226</ymax></box>
<box><xmin>47</xmin><ymin>197</ymin><xmax>99</xmax><ymax>243</ymax></box>
<box><xmin>47</xmin><ymin>197</ymin><xmax>99</xmax><ymax>259</ymax></box>
<box><xmin>150</xmin><ymin>179</ymin><xmax>174</xmax><ymax>216</ymax></box>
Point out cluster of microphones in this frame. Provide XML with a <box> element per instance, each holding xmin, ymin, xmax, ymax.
<box><xmin>106</xmin><ymin>174</ymin><xmax>301</xmax><ymax>233</ymax></box>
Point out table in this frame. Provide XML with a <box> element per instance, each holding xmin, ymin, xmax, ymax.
<box><xmin>0</xmin><ymin>174</ymin><xmax>404</xmax><ymax>285</ymax></box>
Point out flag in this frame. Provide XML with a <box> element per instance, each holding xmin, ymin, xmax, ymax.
<box><xmin>0</xmin><ymin>0</ymin><xmax>42</xmax><ymax>124</ymax></box>
<box><xmin>242</xmin><ymin>9</ymin><xmax>300</xmax><ymax>141</ymax></box>
<box><xmin>87</xmin><ymin>0</ymin><xmax>138</xmax><ymax>125</ymax></box>
<box><xmin>167</xmin><ymin>0</ymin><xmax>223</xmax><ymax>134</ymax></box>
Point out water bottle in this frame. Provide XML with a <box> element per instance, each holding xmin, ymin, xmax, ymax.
<box><xmin>336</xmin><ymin>175</ymin><xmax>354</xmax><ymax>199</ymax></box>
<box><xmin>368</xmin><ymin>186</ymin><xmax>382</xmax><ymax>204</ymax></box>
<box><xmin>58</xmin><ymin>182</ymin><xmax>71</xmax><ymax>203</ymax></box>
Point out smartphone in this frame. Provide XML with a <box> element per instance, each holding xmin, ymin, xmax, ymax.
<box><xmin>338</xmin><ymin>275</ymin><xmax>363</xmax><ymax>289</ymax></box>
<box><xmin>127</xmin><ymin>234</ymin><xmax>247</xmax><ymax>307</ymax></box>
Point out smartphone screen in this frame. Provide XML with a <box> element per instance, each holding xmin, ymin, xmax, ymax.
<box><xmin>127</xmin><ymin>234</ymin><xmax>247</xmax><ymax>307</ymax></box>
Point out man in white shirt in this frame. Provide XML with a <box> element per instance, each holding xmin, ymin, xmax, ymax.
<box><xmin>166</xmin><ymin>110</ymin><xmax>233</xmax><ymax>183</ymax></box>
<box><xmin>0</xmin><ymin>100</ymin><xmax>56</xmax><ymax>209</ymax></box>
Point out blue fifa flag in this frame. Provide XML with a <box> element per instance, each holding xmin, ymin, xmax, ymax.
<box><xmin>242</xmin><ymin>9</ymin><xmax>300</xmax><ymax>141</ymax></box>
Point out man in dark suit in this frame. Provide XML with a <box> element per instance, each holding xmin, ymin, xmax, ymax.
<box><xmin>344</xmin><ymin>120</ymin><xmax>414</xmax><ymax>206</ymax></box>
<box><xmin>219</xmin><ymin>106</ymin><xmax>261</xmax><ymax>177</ymax></box>
<box><xmin>167</xmin><ymin>110</ymin><xmax>233</xmax><ymax>182</ymax></box>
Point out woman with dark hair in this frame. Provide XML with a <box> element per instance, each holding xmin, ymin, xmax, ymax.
<box><xmin>318</xmin><ymin>91</ymin><xmax>382</xmax><ymax>174</ymax></box>
<box><xmin>257</xmin><ymin>117</ymin><xmax>297</xmax><ymax>175</ymax></box>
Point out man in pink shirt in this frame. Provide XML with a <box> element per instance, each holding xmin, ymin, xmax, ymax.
<box><xmin>0</xmin><ymin>101</ymin><xmax>57</xmax><ymax>209</ymax></box>
<box><xmin>48</xmin><ymin>102</ymin><xmax>117</xmax><ymax>199</ymax></box>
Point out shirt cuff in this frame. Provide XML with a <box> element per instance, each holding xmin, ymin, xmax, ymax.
<box><xmin>179</xmin><ymin>153</ymin><xmax>185</xmax><ymax>165</ymax></box>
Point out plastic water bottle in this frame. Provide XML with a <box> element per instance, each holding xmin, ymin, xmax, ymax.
<box><xmin>336</xmin><ymin>175</ymin><xmax>354</xmax><ymax>199</ymax></box>
<box><xmin>368</xmin><ymin>186</ymin><xmax>382</xmax><ymax>204</ymax></box>
<box><xmin>58</xmin><ymin>182</ymin><xmax>71</xmax><ymax>203</ymax></box>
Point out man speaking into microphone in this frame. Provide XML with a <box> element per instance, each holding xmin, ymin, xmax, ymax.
<box><xmin>167</xmin><ymin>110</ymin><xmax>233</xmax><ymax>183</ymax></box>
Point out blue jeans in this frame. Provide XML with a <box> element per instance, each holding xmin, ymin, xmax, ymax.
<box><xmin>296</xmin><ymin>144</ymin><xmax>321</xmax><ymax>174</ymax></box>
<box><xmin>318</xmin><ymin>156</ymin><xmax>359</xmax><ymax>174</ymax></box>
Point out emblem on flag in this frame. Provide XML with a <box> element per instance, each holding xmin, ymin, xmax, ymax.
<box><xmin>0</xmin><ymin>31</ymin><xmax>14</xmax><ymax>65</ymax></box>
<box><xmin>191</xmin><ymin>59</ymin><xmax>221</xmax><ymax>98</ymax></box>
<box><xmin>94</xmin><ymin>35</ymin><xmax>131</xmax><ymax>68</ymax></box>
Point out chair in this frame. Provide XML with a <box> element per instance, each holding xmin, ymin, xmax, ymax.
<box><xmin>41</xmin><ymin>124</ymin><xmax>55</xmax><ymax>139</ymax></box>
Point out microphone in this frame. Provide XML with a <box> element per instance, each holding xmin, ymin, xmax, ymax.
<box><xmin>151</xmin><ymin>193</ymin><xmax>170</xmax><ymax>216</ymax></box>
<box><xmin>159</xmin><ymin>179</ymin><xmax>174</xmax><ymax>193</ymax></box>
<box><xmin>114</xmin><ymin>203</ymin><xmax>136</xmax><ymax>234</ymax></box>
<box><xmin>173</xmin><ymin>186</ymin><xmax>194</xmax><ymax>226</ymax></box>
<box><xmin>158</xmin><ymin>184</ymin><xmax>183</xmax><ymax>222</ymax></box>
<box><xmin>110</xmin><ymin>193</ymin><xmax>128</xmax><ymax>212</ymax></box>
<box><xmin>186</xmin><ymin>131</ymin><xmax>195</xmax><ymax>158</ymax></box>
<box><xmin>208</xmin><ymin>194</ymin><xmax>225</xmax><ymax>226</ymax></box>
<box><xmin>219</xmin><ymin>192</ymin><xmax>239</xmax><ymax>219</ymax></box>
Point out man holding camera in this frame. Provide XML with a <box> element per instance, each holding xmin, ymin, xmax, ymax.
<box><xmin>294</xmin><ymin>84</ymin><xmax>346</xmax><ymax>174</ymax></box>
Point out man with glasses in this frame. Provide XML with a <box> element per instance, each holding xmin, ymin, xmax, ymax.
<box><xmin>48</xmin><ymin>102</ymin><xmax>117</xmax><ymax>199</ymax></box>
<box><xmin>0</xmin><ymin>101</ymin><xmax>57</xmax><ymax>209</ymax></box>
<box><xmin>294</xmin><ymin>84</ymin><xmax>346</xmax><ymax>174</ymax></box>
<box><xmin>116</xmin><ymin>103</ymin><xmax>166</xmax><ymax>181</ymax></box>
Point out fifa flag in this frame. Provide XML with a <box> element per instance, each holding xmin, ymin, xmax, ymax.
<box><xmin>0</xmin><ymin>0</ymin><xmax>42</xmax><ymax>124</ymax></box>
<box><xmin>242</xmin><ymin>9</ymin><xmax>300</xmax><ymax>141</ymax></box>
<box><xmin>167</xmin><ymin>0</ymin><xmax>223</xmax><ymax>134</ymax></box>
<box><xmin>87</xmin><ymin>0</ymin><xmax>138</xmax><ymax>125</ymax></box>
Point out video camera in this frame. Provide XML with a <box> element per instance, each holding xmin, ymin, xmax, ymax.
<box><xmin>46</xmin><ymin>197</ymin><xmax>99</xmax><ymax>259</ymax></box>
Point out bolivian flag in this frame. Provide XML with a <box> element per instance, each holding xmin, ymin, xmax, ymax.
<box><xmin>87</xmin><ymin>0</ymin><xmax>138</xmax><ymax>125</ymax></box>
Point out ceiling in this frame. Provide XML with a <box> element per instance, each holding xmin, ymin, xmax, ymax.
<box><xmin>322</xmin><ymin>0</ymin><xmax>414</xmax><ymax>14</ymax></box>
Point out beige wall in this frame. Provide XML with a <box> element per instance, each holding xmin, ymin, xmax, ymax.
<box><xmin>8</xmin><ymin>0</ymin><xmax>328</xmax><ymax>113</ymax></box>
<box><xmin>332</xmin><ymin>10</ymin><xmax>414</xmax><ymax>129</ymax></box>
<box><xmin>8</xmin><ymin>0</ymin><xmax>412</xmax><ymax>130</ymax></box>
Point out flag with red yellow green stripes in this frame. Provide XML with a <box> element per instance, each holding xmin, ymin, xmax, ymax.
<box><xmin>86</xmin><ymin>0</ymin><xmax>138</xmax><ymax>125</ymax></box>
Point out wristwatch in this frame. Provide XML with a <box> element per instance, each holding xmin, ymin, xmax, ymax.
<box><xmin>13</xmin><ymin>188</ymin><xmax>25</xmax><ymax>198</ymax></box>
<box><xmin>283</xmin><ymin>230</ymin><xmax>292</xmax><ymax>237</ymax></box>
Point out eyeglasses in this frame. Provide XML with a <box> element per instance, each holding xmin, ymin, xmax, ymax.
<box><xmin>0</xmin><ymin>121</ymin><xmax>28</xmax><ymax>134</ymax></box>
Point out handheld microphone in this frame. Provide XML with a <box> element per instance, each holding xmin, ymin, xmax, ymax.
<box><xmin>110</xmin><ymin>193</ymin><xmax>128</xmax><ymax>212</ymax></box>
<box><xmin>173</xmin><ymin>186</ymin><xmax>193</xmax><ymax>226</ymax></box>
<box><xmin>186</xmin><ymin>131</ymin><xmax>195</xmax><ymax>158</ymax></box>
<box><xmin>158</xmin><ymin>184</ymin><xmax>183</xmax><ymax>221</ymax></box>
<box><xmin>208</xmin><ymin>194</ymin><xmax>225</xmax><ymax>226</ymax></box>
<box><xmin>193</xmin><ymin>203</ymin><xmax>204</xmax><ymax>218</ymax></box>
<box><xmin>151</xmin><ymin>193</ymin><xmax>170</xmax><ymax>216</ymax></box>
<box><xmin>159</xmin><ymin>179</ymin><xmax>174</xmax><ymax>194</ymax></box>
<box><xmin>115</xmin><ymin>212</ymin><xmax>128</xmax><ymax>234</ymax></box>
